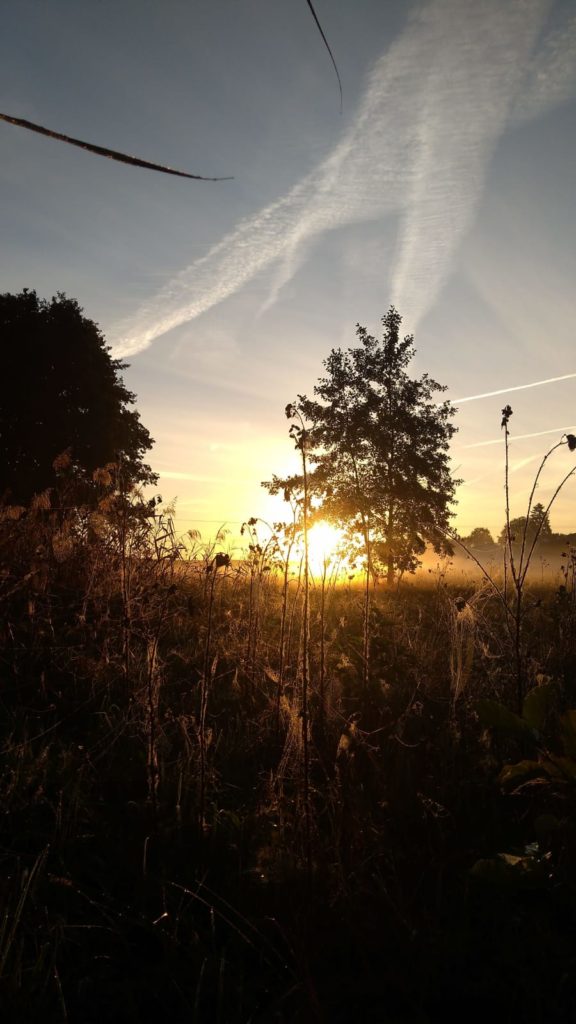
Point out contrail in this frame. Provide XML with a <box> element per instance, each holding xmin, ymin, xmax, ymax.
<box><xmin>463</xmin><ymin>425</ymin><xmax>576</xmax><ymax>449</ymax></box>
<box><xmin>455</xmin><ymin>372</ymin><xmax>576</xmax><ymax>404</ymax></box>
<box><xmin>109</xmin><ymin>0</ymin><xmax>564</xmax><ymax>357</ymax></box>
<box><xmin>389</xmin><ymin>0</ymin><xmax>549</xmax><ymax>326</ymax></box>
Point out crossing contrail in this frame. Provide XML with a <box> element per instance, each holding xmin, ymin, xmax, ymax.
<box><xmin>463</xmin><ymin>425</ymin><xmax>576</xmax><ymax>449</ymax></box>
<box><xmin>110</xmin><ymin>0</ymin><xmax>561</xmax><ymax>357</ymax></box>
<box><xmin>455</xmin><ymin>373</ymin><xmax>576</xmax><ymax>404</ymax></box>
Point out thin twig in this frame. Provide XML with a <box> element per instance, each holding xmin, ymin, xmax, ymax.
<box><xmin>305</xmin><ymin>1</ymin><xmax>343</xmax><ymax>112</ymax></box>
<box><xmin>0</xmin><ymin>111</ymin><xmax>233</xmax><ymax>181</ymax></box>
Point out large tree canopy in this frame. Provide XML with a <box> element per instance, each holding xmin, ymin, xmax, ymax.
<box><xmin>265</xmin><ymin>308</ymin><xmax>459</xmax><ymax>583</ymax></box>
<box><xmin>0</xmin><ymin>289</ymin><xmax>156</xmax><ymax>502</ymax></box>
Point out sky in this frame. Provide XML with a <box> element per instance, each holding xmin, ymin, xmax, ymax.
<box><xmin>2</xmin><ymin>0</ymin><xmax>576</xmax><ymax>552</ymax></box>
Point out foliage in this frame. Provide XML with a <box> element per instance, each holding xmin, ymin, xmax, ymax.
<box><xmin>264</xmin><ymin>308</ymin><xmax>459</xmax><ymax>584</ymax></box>
<box><xmin>0</xmin><ymin>289</ymin><xmax>156</xmax><ymax>501</ymax></box>
<box><xmin>2</xmin><ymin>473</ymin><xmax>576</xmax><ymax>1020</ymax></box>
<box><xmin>461</xmin><ymin>526</ymin><xmax>496</xmax><ymax>548</ymax></box>
<box><xmin>497</xmin><ymin>503</ymin><xmax>552</xmax><ymax>546</ymax></box>
<box><xmin>473</xmin><ymin>683</ymin><xmax>576</xmax><ymax>909</ymax></box>
<box><xmin>531</xmin><ymin>501</ymin><xmax>553</xmax><ymax>538</ymax></box>
<box><xmin>3</xmin><ymin>362</ymin><xmax>576</xmax><ymax>1019</ymax></box>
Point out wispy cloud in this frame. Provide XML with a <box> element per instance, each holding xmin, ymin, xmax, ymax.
<box><xmin>455</xmin><ymin>372</ymin><xmax>576</xmax><ymax>404</ymax></box>
<box><xmin>110</xmin><ymin>0</ymin><xmax>564</xmax><ymax>357</ymax></box>
<box><xmin>510</xmin><ymin>454</ymin><xmax>543</xmax><ymax>473</ymax></box>
<box><xmin>463</xmin><ymin>424</ymin><xmax>576</xmax><ymax>449</ymax></box>
<box><xmin>389</xmin><ymin>0</ymin><xmax>552</xmax><ymax>325</ymax></box>
<box><xmin>513</xmin><ymin>6</ymin><xmax>576</xmax><ymax>123</ymax></box>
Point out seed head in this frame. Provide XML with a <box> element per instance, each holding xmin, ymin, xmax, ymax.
<box><xmin>501</xmin><ymin>405</ymin><xmax>513</xmax><ymax>428</ymax></box>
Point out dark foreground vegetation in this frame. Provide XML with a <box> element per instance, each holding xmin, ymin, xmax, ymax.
<box><xmin>2</xmin><ymin>474</ymin><xmax>576</xmax><ymax>1023</ymax></box>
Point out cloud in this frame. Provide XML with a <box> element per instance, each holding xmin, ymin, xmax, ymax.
<box><xmin>512</xmin><ymin>7</ymin><xmax>576</xmax><ymax>123</ymax></box>
<box><xmin>389</xmin><ymin>0</ymin><xmax>552</xmax><ymax>326</ymax></box>
<box><xmin>110</xmin><ymin>0</ymin><xmax>566</xmax><ymax>357</ymax></box>
<box><xmin>510</xmin><ymin>454</ymin><xmax>543</xmax><ymax>473</ymax></box>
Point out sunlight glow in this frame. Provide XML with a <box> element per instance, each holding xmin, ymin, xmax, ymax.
<box><xmin>305</xmin><ymin>521</ymin><xmax>345</xmax><ymax>573</ymax></box>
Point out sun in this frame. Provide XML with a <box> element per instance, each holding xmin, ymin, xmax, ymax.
<box><xmin>306</xmin><ymin>521</ymin><xmax>344</xmax><ymax>571</ymax></box>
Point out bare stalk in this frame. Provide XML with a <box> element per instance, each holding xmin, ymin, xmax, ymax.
<box><xmin>454</xmin><ymin>413</ymin><xmax>576</xmax><ymax>712</ymax></box>
<box><xmin>199</xmin><ymin>560</ymin><xmax>218</xmax><ymax>828</ymax></box>
<box><xmin>518</xmin><ymin>440</ymin><xmax>564</xmax><ymax>581</ymax></box>
<box><xmin>318</xmin><ymin>554</ymin><xmax>327</xmax><ymax>732</ymax></box>
<box><xmin>343</xmin><ymin>406</ymin><xmax>372</xmax><ymax>691</ymax></box>
<box><xmin>520</xmin><ymin>458</ymin><xmax>576</xmax><ymax>588</ymax></box>
<box><xmin>276</xmin><ymin>518</ymin><xmax>297</xmax><ymax>732</ymax></box>
<box><xmin>145</xmin><ymin>581</ymin><xmax>172</xmax><ymax>822</ymax></box>
<box><xmin>300</xmin><ymin>426</ymin><xmax>312</xmax><ymax>876</ymax></box>
<box><xmin>288</xmin><ymin>406</ymin><xmax>312</xmax><ymax>874</ymax></box>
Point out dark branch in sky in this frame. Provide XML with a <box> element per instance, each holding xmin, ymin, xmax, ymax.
<box><xmin>0</xmin><ymin>112</ymin><xmax>233</xmax><ymax>181</ymax></box>
<box><xmin>305</xmin><ymin>0</ymin><xmax>343</xmax><ymax>112</ymax></box>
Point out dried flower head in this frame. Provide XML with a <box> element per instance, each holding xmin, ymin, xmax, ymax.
<box><xmin>93</xmin><ymin>467</ymin><xmax>113</xmax><ymax>487</ymax></box>
<box><xmin>31</xmin><ymin>489</ymin><xmax>51</xmax><ymax>510</ymax></box>
<box><xmin>501</xmin><ymin>405</ymin><xmax>513</xmax><ymax>428</ymax></box>
<box><xmin>52</xmin><ymin>448</ymin><xmax>72</xmax><ymax>472</ymax></box>
<box><xmin>0</xmin><ymin>505</ymin><xmax>25</xmax><ymax>521</ymax></box>
<box><xmin>565</xmin><ymin>433</ymin><xmax>576</xmax><ymax>452</ymax></box>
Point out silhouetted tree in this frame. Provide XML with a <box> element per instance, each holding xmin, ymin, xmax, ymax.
<box><xmin>498</xmin><ymin>517</ymin><xmax>528</xmax><ymax>546</ymax></box>
<box><xmin>498</xmin><ymin>505</ymin><xmax>552</xmax><ymax>547</ymax></box>
<box><xmin>264</xmin><ymin>308</ymin><xmax>459</xmax><ymax>584</ymax></box>
<box><xmin>461</xmin><ymin>527</ymin><xmax>495</xmax><ymax>548</ymax></box>
<box><xmin>529</xmin><ymin>501</ymin><xmax>552</xmax><ymax>539</ymax></box>
<box><xmin>0</xmin><ymin>289</ymin><xmax>156</xmax><ymax>502</ymax></box>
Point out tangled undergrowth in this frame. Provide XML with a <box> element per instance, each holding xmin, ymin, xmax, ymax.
<box><xmin>2</xmin><ymin>470</ymin><xmax>576</xmax><ymax>1022</ymax></box>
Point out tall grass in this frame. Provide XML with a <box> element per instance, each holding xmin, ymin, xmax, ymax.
<box><xmin>1</xmin><ymin>448</ymin><xmax>576</xmax><ymax>1021</ymax></box>
<box><xmin>451</xmin><ymin>411</ymin><xmax>576</xmax><ymax>710</ymax></box>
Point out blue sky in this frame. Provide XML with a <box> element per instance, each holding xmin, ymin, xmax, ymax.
<box><xmin>2</xmin><ymin>0</ymin><xmax>576</xmax><ymax>545</ymax></box>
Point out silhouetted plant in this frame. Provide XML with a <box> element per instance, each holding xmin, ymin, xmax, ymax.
<box><xmin>452</xmin><ymin>411</ymin><xmax>576</xmax><ymax>710</ymax></box>
<box><xmin>285</xmin><ymin>403</ymin><xmax>312</xmax><ymax>874</ymax></box>
<box><xmin>269</xmin><ymin>513</ymin><xmax>301</xmax><ymax>730</ymax></box>
<box><xmin>240</xmin><ymin>517</ymin><xmax>277</xmax><ymax>688</ymax></box>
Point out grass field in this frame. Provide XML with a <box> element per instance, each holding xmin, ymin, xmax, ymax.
<box><xmin>1</xmin><ymin>494</ymin><xmax>576</xmax><ymax>1022</ymax></box>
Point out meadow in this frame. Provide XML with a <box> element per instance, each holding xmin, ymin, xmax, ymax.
<box><xmin>1</xmin><ymin>481</ymin><xmax>576</xmax><ymax>1023</ymax></box>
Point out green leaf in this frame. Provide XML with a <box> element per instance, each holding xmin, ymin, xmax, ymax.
<box><xmin>499</xmin><ymin>760</ymin><xmax>543</xmax><ymax>789</ymax></box>
<box><xmin>522</xmin><ymin>682</ymin><xmax>557</xmax><ymax>732</ymax></box>
<box><xmin>475</xmin><ymin>699</ymin><xmax>533</xmax><ymax>740</ymax></box>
